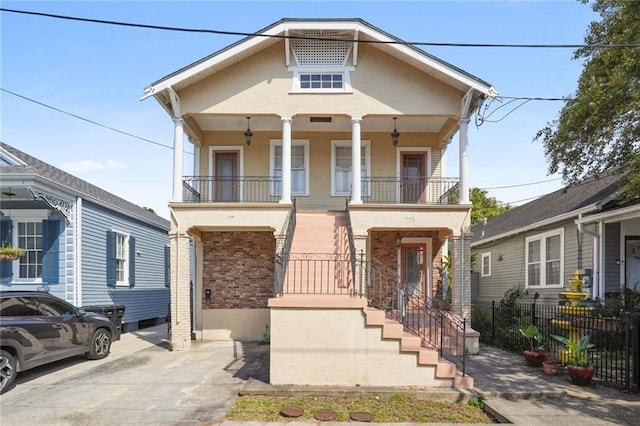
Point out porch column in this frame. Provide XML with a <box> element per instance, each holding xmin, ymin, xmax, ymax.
<box><xmin>169</xmin><ymin>231</ymin><xmax>191</xmax><ymax>351</ymax></box>
<box><xmin>458</xmin><ymin>118</ymin><xmax>470</xmax><ymax>205</ymax></box>
<box><xmin>172</xmin><ymin>117</ymin><xmax>185</xmax><ymax>202</ymax></box>
<box><xmin>451</xmin><ymin>233</ymin><xmax>472</xmax><ymax>319</ymax></box>
<box><xmin>280</xmin><ymin>118</ymin><xmax>292</xmax><ymax>204</ymax></box>
<box><xmin>351</xmin><ymin>118</ymin><xmax>363</xmax><ymax>204</ymax></box>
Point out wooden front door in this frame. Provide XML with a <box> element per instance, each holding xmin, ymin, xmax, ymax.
<box><xmin>401</xmin><ymin>152</ymin><xmax>427</xmax><ymax>203</ymax></box>
<box><xmin>213</xmin><ymin>151</ymin><xmax>239</xmax><ymax>202</ymax></box>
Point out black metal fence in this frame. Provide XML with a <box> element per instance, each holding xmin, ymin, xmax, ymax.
<box><xmin>182</xmin><ymin>176</ymin><xmax>282</xmax><ymax>203</ymax></box>
<box><xmin>472</xmin><ymin>301</ymin><xmax>640</xmax><ymax>392</ymax></box>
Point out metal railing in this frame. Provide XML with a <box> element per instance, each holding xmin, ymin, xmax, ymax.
<box><xmin>360</xmin><ymin>177</ymin><xmax>460</xmax><ymax>205</ymax></box>
<box><xmin>365</xmin><ymin>256</ymin><xmax>467</xmax><ymax>375</ymax></box>
<box><xmin>274</xmin><ymin>200</ymin><xmax>296</xmax><ymax>295</ymax></box>
<box><xmin>472</xmin><ymin>301</ymin><xmax>640</xmax><ymax>392</ymax></box>
<box><xmin>278</xmin><ymin>253</ymin><xmax>354</xmax><ymax>295</ymax></box>
<box><xmin>344</xmin><ymin>200</ymin><xmax>359</xmax><ymax>296</ymax></box>
<box><xmin>182</xmin><ymin>176</ymin><xmax>282</xmax><ymax>203</ymax></box>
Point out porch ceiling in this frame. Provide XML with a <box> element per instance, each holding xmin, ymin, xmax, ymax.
<box><xmin>189</xmin><ymin>114</ymin><xmax>452</xmax><ymax>133</ymax></box>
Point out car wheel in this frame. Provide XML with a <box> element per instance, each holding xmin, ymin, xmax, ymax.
<box><xmin>0</xmin><ymin>349</ymin><xmax>17</xmax><ymax>394</ymax></box>
<box><xmin>87</xmin><ymin>328</ymin><xmax>111</xmax><ymax>360</ymax></box>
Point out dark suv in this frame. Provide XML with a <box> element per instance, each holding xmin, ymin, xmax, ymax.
<box><xmin>0</xmin><ymin>291</ymin><xmax>114</xmax><ymax>394</ymax></box>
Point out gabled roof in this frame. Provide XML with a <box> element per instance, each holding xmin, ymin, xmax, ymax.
<box><xmin>142</xmin><ymin>18</ymin><xmax>495</xmax><ymax>101</ymax></box>
<box><xmin>0</xmin><ymin>142</ymin><xmax>169</xmax><ymax>230</ymax></box>
<box><xmin>471</xmin><ymin>172</ymin><xmax>629</xmax><ymax>246</ymax></box>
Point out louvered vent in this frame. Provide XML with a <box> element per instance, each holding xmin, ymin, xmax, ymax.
<box><xmin>290</xmin><ymin>31</ymin><xmax>353</xmax><ymax>66</ymax></box>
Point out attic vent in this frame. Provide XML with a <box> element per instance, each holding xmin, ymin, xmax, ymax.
<box><xmin>310</xmin><ymin>117</ymin><xmax>332</xmax><ymax>123</ymax></box>
<box><xmin>290</xmin><ymin>31</ymin><xmax>353</xmax><ymax>66</ymax></box>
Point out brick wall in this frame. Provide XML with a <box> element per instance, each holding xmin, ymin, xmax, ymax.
<box><xmin>202</xmin><ymin>231</ymin><xmax>275</xmax><ymax>309</ymax></box>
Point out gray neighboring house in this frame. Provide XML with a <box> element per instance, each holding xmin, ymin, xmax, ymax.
<box><xmin>471</xmin><ymin>172</ymin><xmax>640</xmax><ymax>305</ymax></box>
<box><xmin>0</xmin><ymin>142</ymin><xmax>170</xmax><ymax>332</ymax></box>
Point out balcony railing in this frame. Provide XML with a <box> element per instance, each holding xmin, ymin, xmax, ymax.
<box><xmin>360</xmin><ymin>177</ymin><xmax>460</xmax><ymax>205</ymax></box>
<box><xmin>182</xmin><ymin>176</ymin><xmax>281</xmax><ymax>203</ymax></box>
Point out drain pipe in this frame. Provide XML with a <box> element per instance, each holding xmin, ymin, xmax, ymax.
<box><xmin>577</xmin><ymin>213</ymin><xmax>601</xmax><ymax>301</ymax></box>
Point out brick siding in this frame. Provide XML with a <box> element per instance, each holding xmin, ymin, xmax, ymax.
<box><xmin>202</xmin><ymin>231</ymin><xmax>275</xmax><ymax>309</ymax></box>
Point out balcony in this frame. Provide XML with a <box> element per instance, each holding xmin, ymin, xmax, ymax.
<box><xmin>181</xmin><ymin>176</ymin><xmax>460</xmax><ymax>205</ymax></box>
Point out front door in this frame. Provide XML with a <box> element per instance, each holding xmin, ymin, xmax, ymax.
<box><xmin>213</xmin><ymin>151</ymin><xmax>239</xmax><ymax>201</ymax></box>
<box><xmin>401</xmin><ymin>153</ymin><xmax>426</xmax><ymax>203</ymax></box>
<box><xmin>625</xmin><ymin>236</ymin><xmax>640</xmax><ymax>290</ymax></box>
<box><xmin>401</xmin><ymin>244</ymin><xmax>426</xmax><ymax>297</ymax></box>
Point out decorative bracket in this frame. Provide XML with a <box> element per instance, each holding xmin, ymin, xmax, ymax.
<box><xmin>28</xmin><ymin>187</ymin><xmax>72</xmax><ymax>224</ymax></box>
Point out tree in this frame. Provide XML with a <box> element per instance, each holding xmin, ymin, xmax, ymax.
<box><xmin>535</xmin><ymin>0</ymin><xmax>640</xmax><ymax>196</ymax></box>
<box><xmin>470</xmin><ymin>187</ymin><xmax>510</xmax><ymax>226</ymax></box>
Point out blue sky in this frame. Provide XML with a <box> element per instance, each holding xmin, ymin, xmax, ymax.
<box><xmin>1</xmin><ymin>1</ymin><xmax>597</xmax><ymax>219</ymax></box>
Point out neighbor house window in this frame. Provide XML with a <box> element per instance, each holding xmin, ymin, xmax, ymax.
<box><xmin>17</xmin><ymin>221</ymin><xmax>43</xmax><ymax>280</ymax></box>
<box><xmin>481</xmin><ymin>252</ymin><xmax>491</xmax><ymax>277</ymax></box>
<box><xmin>270</xmin><ymin>140</ymin><xmax>309</xmax><ymax>196</ymax></box>
<box><xmin>331</xmin><ymin>140</ymin><xmax>370</xmax><ymax>196</ymax></box>
<box><xmin>525</xmin><ymin>229</ymin><xmax>564</xmax><ymax>288</ymax></box>
<box><xmin>106</xmin><ymin>230</ymin><xmax>135</xmax><ymax>288</ymax></box>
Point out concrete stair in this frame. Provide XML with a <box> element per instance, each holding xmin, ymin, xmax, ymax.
<box><xmin>363</xmin><ymin>307</ymin><xmax>474</xmax><ymax>389</ymax></box>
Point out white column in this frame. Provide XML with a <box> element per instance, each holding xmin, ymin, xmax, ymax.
<box><xmin>350</xmin><ymin>118</ymin><xmax>363</xmax><ymax>204</ymax></box>
<box><xmin>172</xmin><ymin>117</ymin><xmax>184</xmax><ymax>202</ymax></box>
<box><xmin>458</xmin><ymin>118</ymin><xmax>470</xmax><ymax>204</ymax></box>
<box><xmin>280</xmin><ymin>118</ymin><xmax>292</xmax><ymax>204</ymax></box>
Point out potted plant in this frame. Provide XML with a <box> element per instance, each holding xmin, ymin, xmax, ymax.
<box><xmin>0</xmin><ymin>243</ymin><xmax>24</xmax><ymax>261</ymax></box>
<box><xmin>542</xmin><ymin>350</ymin><xmax>561</xmax><ymax>375</ymax></box>
<box><xmin>551</xmin><ymin>334</ymin><xmax>595</xmax><ymax>386</ymax></box>
<box><xmin>519</xmin><ymin>324</ymin><xmax>545</xmax><ymax>367</ymax></box>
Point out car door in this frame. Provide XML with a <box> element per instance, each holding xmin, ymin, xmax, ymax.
<box><xmin>0</xmin><ymin>295</ymin><xmax>52</xmax><ymax>368</ymax></box>
<box><xmin>36</xmin><ymin>296</ymin><xmax>90</xmax><ymax>356</ymax></box>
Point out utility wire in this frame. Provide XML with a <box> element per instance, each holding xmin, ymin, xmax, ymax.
<box><xmin>2</xmin><ymin>8</ymin><xmax>640</xmax><ymax>49</ymax></box>
<box><xmin>480</xmin><ymin>177</ymin><xmax>563</xmax><ymax>190</ymax></box>
<box><xmin>0</xmin><ymin>88</ymin><xmax>191</xmax><ymax>153</ymax></box>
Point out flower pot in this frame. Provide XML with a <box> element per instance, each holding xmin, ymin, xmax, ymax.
<box><xmin>0</xmin><ymin>253</ymin><xmax>20</xmax><ymax>261</ymax></box>
<box><xmin>542</xmin><ymin>362</ymin><xmax>560</xmax><ymax>375</ymax></box>
<box><xmin>523</xmin><ymin>350</ymin><xmax>546</xmax><ymax>367</ymax></box>
<box><xmin>567</xmin><ymin>365</ymin><xmax>594</xmax><ymax>386</ymax></box>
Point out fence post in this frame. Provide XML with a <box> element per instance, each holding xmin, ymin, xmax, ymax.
<box><xmin>359</xmin><ymin>250</ymin><xmax>365</xmax><ymax>298</ymax></box>
<box><xmin>633</xmin><ymin>313</ymin><xmax>640</xmax><ymax>392</ymax></box>
<box><xmin>531</xmin><ymin>302</ymin><xmax>537</xmax><ymax>326</ymax></box>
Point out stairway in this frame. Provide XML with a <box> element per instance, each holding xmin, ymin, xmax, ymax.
<box><xmin>282</xmin><ymin>211</ymin><xmax>353</xmax><ymax>295</ymax></box>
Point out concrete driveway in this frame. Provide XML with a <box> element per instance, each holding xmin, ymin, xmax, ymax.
<box><xmin>0</xmin><ymin>325</ymin><xmax>269</xmax><ymax>425</ymax></box>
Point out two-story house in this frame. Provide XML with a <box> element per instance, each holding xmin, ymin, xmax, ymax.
<box><xmin>144</xmin><ymin>18</ymin><xmax>496</xmax><ymax>388</ymax></box>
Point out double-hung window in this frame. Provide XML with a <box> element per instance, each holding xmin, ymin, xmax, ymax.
<box><xmin>331</xmin><ymin>140</ymin><xmax>370</xmax><ymax>196</ymax></box>
<box><xmin>525</xmin><ymin>229</ymin><xmax>564</xmax><ymax>288</ymax></box>
<box><xmin>106</xmin><ymin>230</ymin><xmax>135</xmax><ymax>288</ymax></box>
<box><xmin>270</xmin><ymin>140</ymin><xmax>309</xmax><ymax>196</ymax></box>
<box><xmin>481</xmin><ymin>252</ymin><xmax>491</xmax><ymax>277</ymax></box>
<box><xmin>115</xmin><ymin>232</ymin><xmax>128</xmax><ymax>284</ymax></box>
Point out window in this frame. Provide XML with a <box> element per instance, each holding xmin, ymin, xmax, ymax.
<box><xmin>300</xmin><ymin>73</ymin><xmax>343</xmax><ymax>89</ymax></box>
<box><xmin>481</xmin><ymin>252</ymin><xmax>491</xmax><ymax>277</ymax></box>
<box><xmin>290</xmin><ymin>68</ymin><xmax>354</xmax><ymax>93</ymax></box>
<box><xmin>525</xmin><ymin>229</ymin><xmax>564</xmax><ymax>288</ymax></box>
<box><xmin>331</xmin><ymin>140</ymin><xmax>370</xmax><ymax>196</ymax></box>
<box><xmin>107</xmin><ymin>230</ymin><xmax>135</xmax><ymax>288</ymax></box>
<box><xmin>270</xmin><ymin>140</ymin><xmax>309</xmax><ymax>196</ymax></box>
<box><xmin>0</xmin><ymin>211</ymin><xmax>59</xmax><ymax>284</ymax></box>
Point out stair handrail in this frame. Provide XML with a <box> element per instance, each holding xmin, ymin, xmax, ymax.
<box><xmin>344</xmin><ymin>200</ymin><xmax>358</xmax><ymax>295</ymax></box>
<box><xmin>364</xmin><ymin>256</ymin><xmax>467</xmax><ymax>376</ymax></box>
<box><xmin>274</xmin><ymin>198</ymin><xmax>296</xmax><ymax>295</ymax></box>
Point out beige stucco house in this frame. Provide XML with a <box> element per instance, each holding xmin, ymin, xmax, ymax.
<box><xmin>143</xmin><ymin>18</ymin><xmax>496</xmax><ymax>388</ymax></box>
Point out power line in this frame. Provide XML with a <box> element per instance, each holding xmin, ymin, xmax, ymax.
<box><xmin>0</xmin><ymin>88</ymin><xmax>190</xmax><ymax>153</ymax></box>
<box><xmin>2</xmin><ymin>7</ymin><xmax>640</xmax><ymax>49</ymax></box>
<box><xmin>480</xmin><ymin>177</ymin><xmax>563</xmax><ymax>190</ymax></box>
<box><xmin>497</xmin><ymin>194</ymin><xmax>545</xmax><ymax>206</ymax></box>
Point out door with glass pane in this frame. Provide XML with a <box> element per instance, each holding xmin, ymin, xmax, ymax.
<box><xmin>401</xmin><ymin>244</ymin><xmax>426</xmax><ymax>297</ymax></box>
<box><xmin>401</xmin><ymin>153</ymin><xmax>426</xmax><ymax>203</ymax></box>
<box><xmin>213</xmin><ymin>151</ymin><xmax>239</xmax><ymax>201</ymax></box>
<box><xmin>625</xmin><ymin>236</ymin><xmax>640</xmax><ymax>291</ymax></box>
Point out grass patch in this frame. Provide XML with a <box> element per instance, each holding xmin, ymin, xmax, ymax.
<box><xmin>226</xmin><ymin>394</ymin><xmax>495</xmax><ymax>423</ymax></box>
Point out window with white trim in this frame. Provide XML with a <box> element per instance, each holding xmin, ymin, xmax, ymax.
<box><xmin>17</xmin><ymin>221</ymin><xmax>43</xmax><ymax>280</ymax></box>
<box><xmin>115</xmin><ymin>232</ymin><xmax>128</xmax><ymax>285</ymax></box>
<box><xmin>481</xmin><ymin>252</ymin><xmax>491</xmax><ymax>277</ymax></box>
<box><xmin>526</xmin><ymin>229</ymin><xmax>564</xmax><ymax>288</ymax></box>
<box><xmin>270</xmin><ymin>140</ymin><xmax>309</xmax><ymax>196</ymax></box>
<box><xmin>290</xmin><ymin>68</ymin><xmax>353</xmax><ymax>93</ymax></box>
<box><xmin>331</xmin><ymin>141</ymin><xmax>370</xmax><ymax>196</ymax></box>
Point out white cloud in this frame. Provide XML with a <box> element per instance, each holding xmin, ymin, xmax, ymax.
<box><xmin>62</xmin><ymin>159</ymin><xmax>127</xmax><ymax>172</ymax></box>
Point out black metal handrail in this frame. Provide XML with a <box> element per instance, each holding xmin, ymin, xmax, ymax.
<box><xmin>279</xmin><ymin>253</ymin><xmax>354</xmax><ymax>295</ymax></box>
<box><xmin>365</xmin><ymin>255</ymin><xmax>467</xmax><ymax>375</ymax></box>
<box><xmin>345</xmin><ymin>200</ymin><xmax>358</xmax><ymax>296</ymax></box>
<box><xmin>182</xmin><ymin>176</ymin><xmax>282</xmax><ymax>203</ymax></box>
<box><xmin>360</xmin><ymin>176</ymin><xmax>460</xmax><ymax>205</ymax></box>
<box><xmin>275</xmin><ymin>199</ymin><xmax>296</xmax><ymax>295</ymax></box>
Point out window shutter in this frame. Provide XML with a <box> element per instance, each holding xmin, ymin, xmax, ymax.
<box><xmin>106</xmin><ymin>231</ymin><xmax>116</xmax><ymax>287</ymax></box>
<box><xmin>128</xmin><ymin>236</ymin><xmax>135</xmax><ymax>288</ymax></box>
<box><xmin>164</xmin><ymin>245</ymin><xmax>170</xmax><ymax>288</ymax></box>
<box><xmin>42</xmin><ymin>220</ymin><xmax>60</xmax><ymax>284</ymax></box>
<box><xmin>0</xmin><ymin>220</ymin><xmax>11</xmax><ymax>283</ymax></box>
